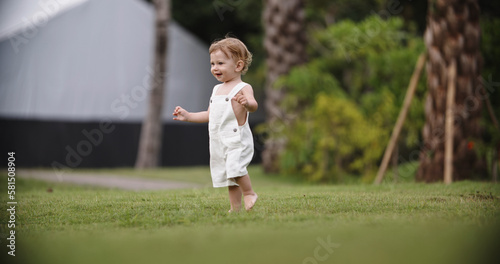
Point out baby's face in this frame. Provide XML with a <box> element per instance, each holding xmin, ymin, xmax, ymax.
<box><xmin>210</xmin><ymin>50</ymin><xmax>241</xmax><ymax>82</ymax></box>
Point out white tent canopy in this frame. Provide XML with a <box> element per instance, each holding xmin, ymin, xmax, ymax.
<box><xmin>0</xmin><ymin>0</ymin><xmax>217</xmax><ymax>123</ymax></box>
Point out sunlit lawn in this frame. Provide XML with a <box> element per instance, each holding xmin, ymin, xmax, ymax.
<box><xmin>1</xmin><ymin>166</ymin><xmax>499</xmax><ymax>264</ymax></box>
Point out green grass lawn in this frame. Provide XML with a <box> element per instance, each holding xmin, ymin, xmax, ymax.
<box><xmin>47</xmin><ymin>165</ymin><xmax>305</xmax><ymax>186</ymax></box>
<box><xmin>1</xmin><ymin>166</ymin><xmax>499</xmax><ymax>264</ymax></box>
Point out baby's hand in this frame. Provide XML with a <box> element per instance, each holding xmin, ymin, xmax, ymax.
<box><xmin>173</xmin><ymin>106</ymin><xmax>189</xmax><ymax>121</ymax></box>
<box><xmin>232</xmin><ymin>91</ymin><xmax>249</xmax><ymax>108</ymax></box>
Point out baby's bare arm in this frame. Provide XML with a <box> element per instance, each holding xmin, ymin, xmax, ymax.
<box><xmin>173</xmin><ymin>106</ymin><xmax>209</xmax><ymax>123</ymax></box>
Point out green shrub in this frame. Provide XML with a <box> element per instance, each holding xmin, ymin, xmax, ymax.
<box><xmin>281</xmin><ymin>93</ymin><xmax>386</xmax><ymax>182</ymax></box>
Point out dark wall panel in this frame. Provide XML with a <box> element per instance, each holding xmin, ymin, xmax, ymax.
<box><xmin>0</xmin><ymin>119</ymin><xmax>262</xmax><ymax>168</ymax></box>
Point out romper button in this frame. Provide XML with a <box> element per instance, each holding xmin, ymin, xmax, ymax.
<box><xmin>210</xmin><ymin>100</ymin><xmax>212</xmax><ymax>103</ymax></box>
<box><xmin>233</xmin><ymin>128</ymin><xmax>237</xmax><ymax>132</ymax></box>
<box><xmin>225</xmin><ymin>98</ymin><xmax>229</xmax><ymax>101</ymax></box>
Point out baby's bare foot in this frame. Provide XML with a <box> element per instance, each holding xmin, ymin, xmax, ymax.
<box><xmin>228</xmin><ymin>206</ymin><xmax>241</xmax><ymax>213</ymax></box>
<box><xmin>244</xmin><ymin>194</ymin><xmax>258</xmax><ymax>211</ymax></box>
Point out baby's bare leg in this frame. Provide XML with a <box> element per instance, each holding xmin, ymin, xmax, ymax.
<box><xmin>228</xmin><ymin>185</ymin><xmax>242</xmax><ymax>212</ymax></box>
<box><xmin>235</xmin><ymin>175</ymin><xmax>258</xmax><ymax>211</ymax></box>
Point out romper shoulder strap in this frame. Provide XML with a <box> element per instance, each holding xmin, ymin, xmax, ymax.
<box><xmin>227</xmin><ymin>82</ymin><xmax>248</xmax><ymax>98</ymax></box>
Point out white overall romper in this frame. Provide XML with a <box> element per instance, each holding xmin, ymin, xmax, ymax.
<box><xmin>209</xmin><ymin>82</ymin><xmax>254</xmax><ymax>188</ymax></box>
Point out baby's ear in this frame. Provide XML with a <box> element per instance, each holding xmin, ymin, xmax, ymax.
<box><xmin>236</xmin><ymin>60</ymin><xmax>244</xmax><ymax>72</ymax></box>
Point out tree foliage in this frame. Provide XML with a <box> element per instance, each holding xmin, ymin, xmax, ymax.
<box><xmin>270</xmin><ymin>15</ymin><xmax>426</xmax><ymax>182</ymax></box>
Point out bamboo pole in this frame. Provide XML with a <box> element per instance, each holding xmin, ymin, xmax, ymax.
<box><xmin>444</xmin><ymin>60</ymin><xmax>456</xmax><ymax>185</ymax></box>
<box><xmin>374</xmin><ymin>53</ymin><xmax>426</xmax><ymax>184</ymax></box>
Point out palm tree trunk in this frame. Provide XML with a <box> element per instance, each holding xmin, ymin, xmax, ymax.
<box><xmin>417</xmin><ymin>0</ymin><xmax>485</xmax><ymax>182</ymax></box>
<box><xmin>262</xmin><ymin>0</ymin><xmax>307</xmax><ymax>173</ymax></box>
<box><xmin>135</xmin><ymin>0</ymin><xmax>170</xmax><ymax>169</ymax></box>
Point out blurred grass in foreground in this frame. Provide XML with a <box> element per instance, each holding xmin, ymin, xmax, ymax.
<box><xmin>0</xmin><ymin>167</ymin><xmax>499</xmax><ymax>264</ymax></box>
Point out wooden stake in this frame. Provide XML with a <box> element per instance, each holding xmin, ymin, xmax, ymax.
<box><xmin>392</xmin><ymin>144</ymin><xmax>399</xmax><ymax>183</ymax></box>
<box><xmin>374</xmin><ymin>53</ymin><xmax>426</xmax><ymax>184</ymax></box>
<box><xmin>483</xmin><ymin>86</ymin><xmax>500</xmax><ymax>131</ymax></box>
<box><xmin>493</xmin><ymin>148</ymin><xmax>498</xmax><ymax>183</ymax></box>
<box><xmin>480</xmin><ymin>79</ymin><xmax>499</xmax><ymax>182</ymax></box>
<box><xmin>444</xmin><ymin>60</ymin><xmax>456</xmax><ymax>185</ymax></box>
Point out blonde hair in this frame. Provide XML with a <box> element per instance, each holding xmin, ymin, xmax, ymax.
<box><xmin>209</xmin><ymin>37</ymin><xmax>252</xmax><ymax>75</ymax></box>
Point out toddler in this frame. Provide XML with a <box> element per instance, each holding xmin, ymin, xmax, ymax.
<box><xmin>173</xmin><ymin>37</ymin><xmax>258</xmax><ymax>212</ymax></box>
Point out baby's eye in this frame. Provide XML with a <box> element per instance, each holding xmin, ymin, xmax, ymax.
<box><xmin>218</xmin><ymin>62</ymin><xmax>223</xmax><ymax>65</ymax></box>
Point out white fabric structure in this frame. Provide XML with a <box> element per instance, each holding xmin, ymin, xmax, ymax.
<box><xmin>0</xmin><ymin>0</ymin><xmax>217</xmax><ymax>122</ymax></box>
